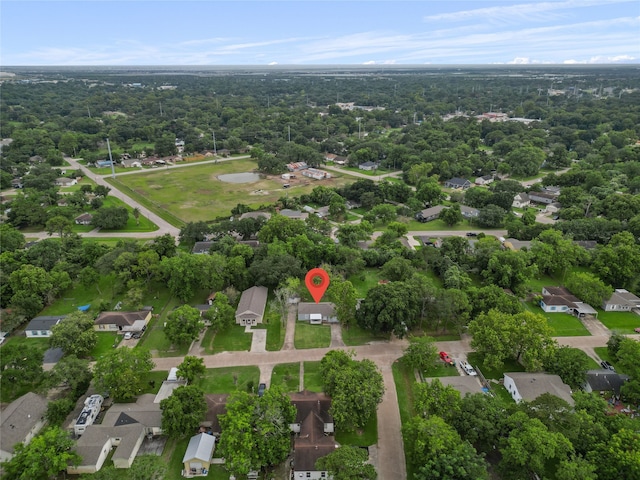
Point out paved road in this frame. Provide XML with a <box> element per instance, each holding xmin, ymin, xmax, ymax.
<box><xmin>111</xmin><ymin>154</ymin><xmax>251</xmax><ymax>176</ymax></box>
<box><xmin>64</xmin><ymin>156</ymin><xmax>180</xmax><ymax>237</ymax></box>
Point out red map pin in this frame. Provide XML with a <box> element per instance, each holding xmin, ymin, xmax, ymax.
<box><xmin>305</xmin><ymin>268</ymin><xmax>330</xmax><ymax>304</ymax></box>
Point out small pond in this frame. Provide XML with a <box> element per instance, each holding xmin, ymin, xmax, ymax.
<box><xmin>218</xmin><ymin>172</ymin><xmax>261</xmax><ymax>183</ymax></box>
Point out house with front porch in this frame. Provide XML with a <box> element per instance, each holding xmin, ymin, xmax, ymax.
<box><xmin>297</xmin><ymin>302</ymin><xmax>337</xmax><ymax>324</ymax></box>
<box><xmin>93</xmin><ymin>310</ymin><xmax>152</xmax><ymax>332</ymax></box>
<box><xmin>235</xmin><ymin>286</ymin><xmax>268</xmax><ymax>326</ymax></box>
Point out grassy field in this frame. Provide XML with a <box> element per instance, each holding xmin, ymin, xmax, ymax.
<box><xmin>137</xmin><ymin>297</ymin><xmax>190</xmax><ymax>358</ymax></box>
<box><xmin>39</xmin><ymin>273</ymin><xmax>118</xmax><ymax>316</ymax></box>
<box><xmin>89</xmin><ymin>332</ymin><xmax>121</xmax><ymax>360</ymax></box>
<box><xmin>263</xmin><ymin>308</ymin><xmax>285</xmax><ymax>351</ymax></box>
<box><xmin>111</xmin><ymin>159</ymin><xmax>354</xmax><ymax>223</ymax></box>
<box><xmin>271</xmin><ymin>363</ymin><xmax>301</xmax><ymax>392</ymax></box>
<box><xmin>596</xmin><ymin>310</ymin><xmax>640</xmax><ymax>334</ymax></box>
<box><xmin>294</xmin><ymin>322</ymin><xmax>331</xmax><ymax>349</ymax></box>
<box><xmin>392</xmin><ymin>360</ymin><xmax>418</xmax><ymax>480</ymax></box>
<box><xmin>348</xmin><ymin>268</ymin><xmax>384</xmax><ymax>298</ymax></box>
<box><xmin>303</xmin><ymin>361</ymin><xmax>324</xmax><ymax>392</ymax></box>
<box><xmin>194</xmin><ymin>366</ymin><xmax>260</xmax><ymax>394</ymax></box>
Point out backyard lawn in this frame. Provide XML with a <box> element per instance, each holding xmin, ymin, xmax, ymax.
<box><xmin>271</xmin><ymin>363</ymin><xmax>301</xmax><ymax>392</ymax></box>
<box><xmin>335</xmin><ymin>414</ymin><xmax>378</xmax><ymax>447</ymax></box>
<box><xmin>348</xmin><ymin>268</ymin><xmax>384</xmax><ymax>298</ymax></box>
<box><xmin>194</xmin><ymin>366</ymin><xmax>260</xmax><ymax>394</ymax></box>
<box><xmin>89</xmin><ymin>332</ymin><xmax>121</xmax><ymax>360</ymax></box>
<box><xmin>294</xmin><ymin>322</ymin><xmax>331</xmax><ymax>349</ymax></box>
<box><xmin>303</xmin><ymin>361</ymin><xmax>324</xmax><ymax>392</ymax></box>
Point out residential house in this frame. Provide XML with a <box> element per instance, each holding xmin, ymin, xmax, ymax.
<box><xmin>95</xmin><ymin>160</ymin><xmax>113</xmax><ymax>168</ymax></box>
<box><xmin>302</xmin><ymin>168</ymin><xmax>331</xmax><ymax>180</ymax></box>
<box><xmin>0</xmin><ymin>392</ymin><xmax>48</xmax><ymax>462</ymax></box>
<box><xmin>460</xmin><ymin>205</ymin><xmax>480</xmax><ymax>218</ymax></box>
<box><xmin>289</xmin><ymin>391</ymin><xmax>337</xmax><ymax>480</ymax></box>
<box><xmin>239</xmin><ymin>211</ymin><xmax>271</xmax><ymax>221</ymax></box>
<box><xmin>25</xmin><ymin>315</ymin><xmax>65</xmax><ymax>337</ymax></box>
<box><xmin>287</xmin><ymin>162</ymin><xmax>308</xmax><ymax>172</ymax></box>
<box><xmin>444</xmin><ymin>177</ymin><xmax>472</xmax><ymax>189</ymax></box>
<box><xmin>192</xmin><ymin>241</ymin><xmax>213</xmax><ymax>254</ymax></box>
<box><xmin>584</xmin><ymin>370</ymin><xmax>629</xmax><ymax>396</ymax></box>
<box><xmin>235</xmin><ymin>286</ymin><xmax>268</xmax><ymax>326</ymax></box>
<box><xmin>529</xmin><ymin>191</ymin><xmax>558</xmax><ymax>205</ymax></box>
<box><xmin>602</xmin><ymin>289</ymin><xmax>640</xmax><ymax>312</ymax></box>
<box><xmin>574</xmin><ymin>240</ymin><xmax>598</xmax><ymax>251</ymax></box>
<box><xmin>297</xmin><ymin>302</ymin><xmax>337</xmax><ymax>324</ymax></box>
<box><xmin>415</xmin><ymin>205</ymin><xmax>446</xmax><ymax>222</ymax></box>
<box><xmin>216</xmin><ymin>149</ymin><xmax>231</xmax><ymax>157</ymax></box>
<box><xmin>503</xmin><ymin>372</ymin><xmax>574</xmax><ymax>406</ymax></box>
<box><xmin>94</xmin><ymin>310</ymin><xmax>152</xmax><ymax>332</ymax></box>
<box><xmin>68</xmin><ymin>394</ymin><xmax>163</xmax><ymax>474</ymax></box>
<box><xmin>182</xmin><ymin>433</ymin><xmax>216</xmax><ymax>477</ymax></box>
<box><xmin>334</xmin><ymin>156</ymin><xmax>347</xmax><ymax>165</ymax></box>
<box><xmin>502</xmin><ymin>238</ymin><xmax>532</xmax><ymax>251</ymax></box>
<box><xmin>75</xmin><ymin>213</ymin><xmax>93</xmax><ymax>225</ymax></box>
<box><xmin>315</xmin><ymin>206</ymin><xmax>330</xmax><ymax>218</ymax></box>
<box><xmin>539</xmin><ymin>286</ymin><xmax>597</xmax><ymax>317</ymax></box>
<box><xmin>121</xmin><ymin>159</ymin><xmax>142</xmax><ymax>168</ymax></box>
<box><xmin>358</xmin><ymin>161</ymin><xmax>379</xmax><ymax>171</ymax></box>
<box><xmin>10</xmin><ymin>178</ymin><xmax>24</xmax><ymax>189</ymax></box>
<box><xmin>279</xmin><ymin>209</ymin><xmax>309</xmax><ymax>220</ymax></box>
<box><xmin>74</xmin><ymin>395</ymin><xmax>105</xmax><ymax>436</ymax></box>
<box><xmin>324</xmin><ymin>153</ymin><xmax>337</xmax><ymax>162</ymax></box>
<box><xmin>55</xmin><ymin>177</ymin><xmax>77</xmax><ymax>187</ymax></box>
<box><xmin>474</xmin><ymin>175</ymin><xmax>494</xmax><ymax>185</ymax></box>
<box><xmin>545</xmin><ymin>202</ymin><xmax>562</xmax><ymax>214</ymax></box>
<box><xmin>512</xmin><ymin>193</ymin><xmax>530</xmax><ymax>208</ymax></box>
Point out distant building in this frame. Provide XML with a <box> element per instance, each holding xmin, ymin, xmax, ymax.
<box><xmin>474</xmin><ymin>175</ymin><xmax>494</xmax><ymax>185</ymax></box>
<box><xmin>25</xmin><ymin>315</ymin><xmax>65</xmax><ymax>337</ymax></box>
<box><xmin>444</xmin><ymin>178</ymin><xmax>472</xmax><ymax>189</ymax></box>
<box><xmin>302</xmin><ymin>168</ymin><xmax>331</xmax><ymax>180</ymax></box>
<box><xmin>358</xmin><ymin>161</ymin><xmax>379</xmax><ymax>171</ymax></box>
<box><xmin>192</xmin><ymin>242</ymin><xmax>213</xmax><ymax>254</ymax></box>
<box><xmin>512</xmin><ymin>193</ymin><xmax>530</xmax><ymax>208</ymax></box>
<box><xmin>460</xmin><ymin>205</ymin><xmax>480</xmax><ymax>218</ymax></box>
<box><xmin>287</xmin><ymin>162</ymin><xmax>308</xmax><ymax>172</ymax></box>
<box><xmin>75</xmin><ymin>213</ymin><xmax>93</xmax><ymax>225</ymax></box>
<box><xmin>415</xmin><ymin>205</ymin><xmax>446</xmax><ymax>222</ymax></box>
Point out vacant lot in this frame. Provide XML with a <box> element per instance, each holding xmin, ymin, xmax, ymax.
<box><xmin>112</xmin><ymin>159</ymin><xmax>354</xmax><ymax>222</ymax></box>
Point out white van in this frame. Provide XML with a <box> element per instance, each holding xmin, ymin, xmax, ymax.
<box><xmin>460</xmin><ymin>361</ymin><xmax>477</xmax><ymax>376</ymax></box>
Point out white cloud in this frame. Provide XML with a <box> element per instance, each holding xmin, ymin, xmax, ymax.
<box><xmin>423</xmin><ymin>0</ymin><xmax>635</xmax><ymax>24</ymax></box>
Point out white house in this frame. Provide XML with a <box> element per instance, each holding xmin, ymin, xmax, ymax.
<box><xmin>512</xmin><ymin>193</ymin><xmax>530</xmax><ymax>208</ymax></box>
<box><xmin>504</xmin><ymin>372</ymin><xmax>574</xmax><ymax>406</ymax></box>
<box><xmin>25</xmin><ymin>315</ymin><xmax>65</xmax><ymax>337</ymax></box>
<box><xmin>359</xmin><ymin>161</ymin><xmax>379</xmax><ymax>171</ymax></box>
<box><xmin>475</xmin><ymin>175</ymin><xmax>494</xmax><ymax>185</ymax></box>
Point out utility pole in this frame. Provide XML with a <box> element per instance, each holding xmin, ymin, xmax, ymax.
<box><xmin>106</xmin><ymin>138</ymin><xmax>116</xmax><ymax>179</ymax></box>
<box><xmin>288</xmin><ymin>125</ymin><xmax>291</xmax><ymax>143</ymax></box>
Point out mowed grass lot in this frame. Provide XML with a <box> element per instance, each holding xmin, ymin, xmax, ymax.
<box><xmin>522</xmin><ymin>301</ymin><xmax>591</xmax><ymax>336</ymax></box>
<box><xmin>194</xmin><ymin>366</ymin><xmax>260</xmax><ymax>394</ymax></box>
<box><xmin>112</xmin><ymin>159</ymin><xmax>354</xmax><ymax>222</ymax></box>
<box><xmin>596</xmin><ymin>310</ymin><xmax>640</xmax><ymax>334</ymax></box>
<box><xmin>271</xmin><ymin>363</ymin><xmax>301</xmax><ymax>392</ymax></box>
<box><xmin>294</xmin><ymin>322</ymin><xmax>331</xmax><ymax>349</ymax></box>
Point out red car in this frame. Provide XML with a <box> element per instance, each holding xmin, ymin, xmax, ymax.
<box><xmin>439</xmin><ymin>351</ymin><xmax>454</xmax><ymax>366</ymax></box>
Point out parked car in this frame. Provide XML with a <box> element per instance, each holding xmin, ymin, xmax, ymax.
<box><xmin>257</xmin><ymin>383</ymin><xmax>266</xmax><ymax>397</ymax></box>
<box><xmin>465</xmin><ymin>232</ymin><xmax>478</xmax><ymax>237</ymax></box>
<box><xmin>600</xmin><ymin>360</ymin><xmax>615</xmax><ymax>371</ymax></box>
<box><xmin>439</xmin><ymin>351</ymin><xmax>454</xmax><ymax>366</ymax></box>
<box><xmin>123</xmin><ymin>332</ymin><xmax>133</xmax><ymax>340</ymax></box>
<box><xmin>460</xmin><ymin>361</ymin><xmax>477</xmax><ymax>376</ymax></box>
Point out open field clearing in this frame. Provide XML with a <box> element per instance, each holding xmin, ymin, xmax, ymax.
<box><xmin>111</xmin><ymin>159</ymin><xmax>354</xmax><ymax>222</ymax></box>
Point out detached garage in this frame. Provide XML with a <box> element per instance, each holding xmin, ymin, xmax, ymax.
<box><xmin>182</xmin><ymin>433</ymin><xmax>216</xmax><ymax>477</ymax></box>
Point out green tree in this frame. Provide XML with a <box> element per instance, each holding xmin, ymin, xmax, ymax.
<box><xmin>589</xmin><ymin>428</ymin><xmax>640</xmax><ymax>480</ymax></box>
<box><xmin>505</xmin><ymin>146</ymin><xmax>545</xmax><ymax>177</ymax></box>
<box><xmin>93</xmin><ymin>347</ymin><xmax>154</xmax><ymax>402</ymax></box>
<box><xmin>416</xmin><ymin>180</ymin><xmax>445</xmax><ymax>206</ymax></box>
<box><xmin>356</xmin><ymin>281</ymin><xmax>420</xmax><ymax>338</ymax></box>
<box><xmin>132</xmin><ymin>207</ymin><xmax>140</xmax><ymax>225</ymax></box>
<box><xmin>45</xmin><ymin>215</ymin><xmax>73</xmax><ymax>239</ymax></box>
<box><xmin>414</xmin><ymin>378</ymin><xmax>462</xmax><ymax>420</ymax></box>
<box><xmin>403</xmin><ymin>336</ymin><xmax>438</xmax><ymax>373</ymax></box>
<box><xmin>380</xmin><ymin>257</ymin><xmax>415</xmax><ymax>282</ymax></box>
<box><xmin>469</xmin><ymin>309</ymin><xmax>556</xmax><ymax>371</ymax></box>
<box><xmin>476</xmin><ymin>204</ymin><xmax>507</xmax><ymax>228</ymax></box>
<box><xmin>49</xmin><ymin>311</ymin><xmax>98</xmax><ymax>357</ymax></box>
<box><xmin>93</xmin><ymin>184</ymin><xmax>111</xmax><ymax>197</ymax></box>
<box><xmin>530</xmin><ymin>229</ymin><xmax>587</xmax><ymax>278</ymax></box>
<box><xmin>544</xmin><ymin>347</ymin><xmax>591</xmax><ymax>390</ymax></box>
<box><xmin>0</xmin><ymin>343</ymin><xmax>44</xmax><ymax>399</ymax></box>
<box><xmin>45</xmin><ymin>398</ymin><xmax>76</xmax><ymax>426</ymax></box>
<box><xmin>449</xmin><ymin>393</ymin><xmax>505</xmax><ymax>453</ymax></box>
<box><xmin>9</xmin><ymin>264</ymin><xmax>54</xmax><ymax>317</ymax></box>
<box><xmin>326</xmin><ymin>278</ymin><xmax>358</xmax><ymax>327</ymax></box>
<box><xmin>415</xmin><ymin>441</ymin><xmax>489</xmax><ymax>480</ymax></box>
<box><xmin>592</xmin><ymin>231</ymin><xmax>640</xmax><ymax>288</ymax></box>
<box><xmin>555</xmin><ymin>456</ymin><xmax>597</xmax><ymax>480</ymax></box>
<box><xmin>218</xmin><ymin>387</ymin><xmax>296</xmax><ymax>476</ymax></box>
<box><xmin>439</xmin><ymin>204</ymin><xmax>463</xmax><ymax>227</ymax></box>
<box><xmin>482</xmin><ymin>249</ymin><xmax>537</xmax><ymax>295</ymax></box>
<box><xmin>91</xmin><ymin>206</ymin><xmax>129</xmax><ymax>230</ymax></box>
<box><xmin>320</xmin><ymin>350</ymin><xmax>384</xmax><ymax>430</ymax></box>
<box><xmin>160</xmin><ymin>385</ymin><xmax>207</xmax><ymax>438</ymax></box>
<box><xmin>499</xmin><ymin>411</ymin><xmax>573</xmax><ymax>480</ymax></box>
<box><xmin>176</xmin><ymin>356</ymin><xmax>206</xmax><ymax>383</ymax></box>
<box><xmin>0</xmin><ymin>224</ymin><xmax>26</xmax><ymax>252</ymax></box>
<box><xmin>48</xmin><ymin>354</ymin><xmax>92</xmax><ymax>393</ymax></box>
<box><xmin>204</xmin><ymin>292</ymin><xmax>236</xmax><ymax>332</ymax></box>
<box><xmin>2</xmin><ymin>426</ymin><xmax>81</xmax><ymax>480</ymax></box>
<box><xmin>565</xmin><ymin>271</ymin><xmax>613</xmax><ymax>308</ymax></box>
<box><xmin>165</xmin><ymin>305</ymin><xmax>204</xmax><ymax>346</ymax></box>
<box><xmin>403</xmin><ymin>415</ymin><xmax>461</xmax><ymax>473</ymax></box>
<box><xmin>316</xmin><ymin>445</ymin><xmax>377</xmax><ymax>480</ymax></box>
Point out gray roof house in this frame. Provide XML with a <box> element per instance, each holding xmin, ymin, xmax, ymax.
<box><xmin>239</xmin><ymin>211</ymin><xmax>271</xmax><ymax>221</ymax></box>
<box><xmin>504</xmin><ymin>372</ymin><xmax>574</xmax><ymax>406</ymax></box>
<box><xmin>415</xmin><ymin>205</ymin><xmax>446</xmax><ymax>222</ymax></box>
<box><xmin>512</xmin><ymin>193</ymin><xmax>530</xmax><ymax>208</ymax></box>
<box><xmin>584</xmin><ymin>370</ymin><xmax>630</xmax><ymax>396</ymax></box>
<box><xmin>279</xmin><ymin>209</ymin><xmax>309</xmax><ymax>220</ymax></box>
<box><xmin>182</xmin><ymin>433</ymin><xmax>216</xmax><ymax>477</ymax></box>
<box><xmin>603</xmin><ymin>289</ymin><xmax>640</xmax><ymax>312</ymax></box>
<box><xmin>359</xmin><ymin>161</ymin><xmax>379</xmax><ymax>171</ymax></box>
<box><xmin>460</xmin><ymin>205</ymin><xmax>480</xmax><ymax>218</ymax></box>
<box><xmin>94</xmin><ymin>310</ymin><xmax>152</xmax><ymax>332</ymax></box>
<box><xmin>68</xmin><ymin>394</ymin><xmax>163</xmax><ymax>475</ymax></box>
<box><xmin>297</xmin><ymin>302</ymin><xmax>337</xmax><ymax>324</ymax></box>
<box><xmin>192</xmin><ymin>241</ymin><xmax>213</xmax><ymax>254</ymax></box>
<box><xmin>0</xmin><ymin>392</ymin><xmax>48</xmax><ymax>462</ymax></box>
<box><xmin>444</xmin><ymin>177</ymin><xmax>472</xmax><ymax>189</ymax></box>
<box><xmin>25</xmin><ymin>315</ymin><xmax>65</xmax><ymax>338</ymax></box>
<box><xmin>75</xmin><ymin>213</ymin><xmax>93</xmax><ymax>225</ymax></box>
<box><xmin>235</xmin><ymin>286</ymin><xmax>268</xmax><ymax>326</ymax></box>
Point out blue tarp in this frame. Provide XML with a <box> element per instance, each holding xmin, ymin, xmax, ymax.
<box><xmin>77</xmin><ymin>304</ymin><xmax>91</xmax><ymax>311</ymax></box>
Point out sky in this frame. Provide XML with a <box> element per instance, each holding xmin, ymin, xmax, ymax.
<box><xmin>1</xmin><ymin>0</ymin><xmax>639</xmax><ymax>65</ymax></box>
